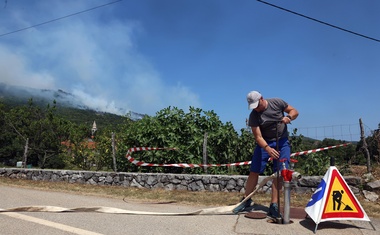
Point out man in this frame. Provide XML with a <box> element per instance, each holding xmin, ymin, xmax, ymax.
<box><xmin>233</xmin><ymin>91</ymin><xmax>299</xmax><ymax>218</ymax></box>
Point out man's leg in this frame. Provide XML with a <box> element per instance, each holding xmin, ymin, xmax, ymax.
<box><xmin>271</xmin><ymin>138</ymin><xmax>290</xmax><ymax>203</ymax></box>
<box><xmin>271</xmin><ymin>177</ymin><xmax>281</xmax><ymax>203</ymax></box>
<box><xmin>232</xmin><ymin>148</ymin><xmax>263</xmax><ymax>214</ymax></box>
<box><xmin>267</xmin><ymin>175</ymin><xmax>282</xmax><ymax>218</ymax></box>
<box><xmin>232</xmin><ymin>171</ymin><xmax>259</xmax><ymax>214</ymax></box>
<box><xmin>245</xmin><ymin>146</ymin><xmax>264</xmax><ymax>196</ymax></box>
<box><xmin>244</xmin><ymin>171</ymin><xmax>259</xmax><ymax>197</ymax></box>
<box><xmin>268</xmin><ymin>138</ymin><xmax>290</xmax><ymax>218</ymax></box>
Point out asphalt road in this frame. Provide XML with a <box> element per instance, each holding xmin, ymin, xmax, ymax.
<box><xmin>0</xmin><ymin>185</ymin><xmax>379</xmax><ymax>235</ymax></box>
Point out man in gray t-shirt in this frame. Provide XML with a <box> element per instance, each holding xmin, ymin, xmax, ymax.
<box><xmin>233</xmin><ymin>91</ymin><xmax>299</xmax><ymax>219</ymax></box>
<box><xmin>248</xmin><ymin>98</ymin><xmax>289</xmax><ymax>141</ymax></box>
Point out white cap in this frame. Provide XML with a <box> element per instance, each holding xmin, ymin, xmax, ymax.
<box><xmin>247</xmin><ymin>91</ymin><xmax>262</xmax><ymax>109</ymax></box>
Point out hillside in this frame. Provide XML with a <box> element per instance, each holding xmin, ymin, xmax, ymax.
<box><xmin>0</xmin><ymin>83</ymin><xmax>144</xmax><ymax>128</ymax></box>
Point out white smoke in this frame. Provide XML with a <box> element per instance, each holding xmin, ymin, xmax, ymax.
<box><xmin>0</xmin><ymin>1</ymin><xmax>200</xmax><ymax>116</ymax></box>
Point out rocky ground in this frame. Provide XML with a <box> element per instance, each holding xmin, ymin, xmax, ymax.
<box><xmin>348</xmin><ymin>164</ymin><xmax>380</xmax><ymax>203</ymax></box>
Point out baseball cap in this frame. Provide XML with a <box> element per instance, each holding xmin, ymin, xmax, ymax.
<box><xmin>247</xmin><ymin>91</ymin><xmax>262</xmax><ymax>109</ymax></box>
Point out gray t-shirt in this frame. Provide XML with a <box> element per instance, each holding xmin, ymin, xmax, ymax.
<box><xmin>248</xmin><ymin>98</ymin><xmax>289</xmax><ymax>141</ymax></box>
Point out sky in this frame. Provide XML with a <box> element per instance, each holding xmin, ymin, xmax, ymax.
<box><xmin>0</xmin><ymin>0</ymin><xmax>379</xmax><ymax>142</ymax></box>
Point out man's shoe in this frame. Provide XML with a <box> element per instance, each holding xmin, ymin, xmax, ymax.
<box><xmin>232</xmin><ymin>197</ymin><xmax>253</xmax><ymax>214</ymax></box>
<box><xmin>267</xmin><ymin>203</ymin><xmax>281</xmax><ymax>218</ymax></box>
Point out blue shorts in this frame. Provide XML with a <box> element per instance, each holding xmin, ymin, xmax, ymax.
<box><xmin>250</xmin><ymin>138</ymin><xmax>290</xmax><ymax>174</ymax></box>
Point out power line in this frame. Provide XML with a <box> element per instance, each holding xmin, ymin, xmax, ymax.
<box><xmin>257</xmin><ymin>0</ymin><xmax>380</xmax><ymax>43</ymax></box>
<box><xmin>0</xmin><ymin>0</ymin><xmax>122</xmax><ymax>38</ymax></box>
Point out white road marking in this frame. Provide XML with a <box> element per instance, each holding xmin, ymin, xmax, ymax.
<box><xmin>1</xmin><ymin>212</ymin><xmax>103</xmax><ymax>235</ymax></box>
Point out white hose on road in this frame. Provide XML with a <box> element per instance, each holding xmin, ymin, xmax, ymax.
<box><xmin>0</xmin><ymin>175</ymin><xmax>276</xmax><ymax>216</ymax></box>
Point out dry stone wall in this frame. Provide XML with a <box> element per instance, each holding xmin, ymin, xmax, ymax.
<box><xmin>1</xmin><ymin>168</ymin><xmax>379</xmax><ymax>201</ymax></box>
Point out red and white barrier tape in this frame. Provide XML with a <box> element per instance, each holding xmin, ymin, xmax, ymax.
<box><xmin>126</xmin><ymin>143</ymin><xmax>351</xmax><ymax>168</ymax></box>
<box><xmin>290</xmin><ymin>143</ymin><xmax>350</xmax><ymax>157</ymax></box>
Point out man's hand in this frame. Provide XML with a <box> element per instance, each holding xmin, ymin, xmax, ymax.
<box><xmin>282</xmin><ymin>116</ymin><xmax>292</xmax><ymax>124</ymax></box>
<box><xmin>266</xmin><ymin>147</ymin><xmax>280</xmax><ymax>159</ymax></box>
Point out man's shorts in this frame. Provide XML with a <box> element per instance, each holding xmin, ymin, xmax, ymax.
<box><xmin>250</xmin><ymin>137</ymin><xmax>290</xmax><ymax>174</ymax></box>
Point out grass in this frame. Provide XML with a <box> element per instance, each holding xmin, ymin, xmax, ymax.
<box><xmin>1</xmin><ymin>177</ymin><xmax>379</xmax><ymax>218</ymax></box>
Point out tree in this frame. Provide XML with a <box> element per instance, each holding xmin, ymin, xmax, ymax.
<box><xmin>2</xmin><ymin>99</ymin><xmax>71</xmax><ymax>168</ymax></box>
<box><xmin>116</xmin><ymin>106</ymin><xmax>245</xmax><ymax>174</ymax></box>
<box><xmin>90</xmin><ymin>126</ymin><xmax>118</xmax><ymax>171</ymax></box>
<box><xmin>61</xmin><ymin>123</ymin><xmax>94</xmax><ymax>170</ymax></box>
<box><xmin>0</xmin><ymin>101</ymin><xmax>23</xmax><ymax>166</ymax></box>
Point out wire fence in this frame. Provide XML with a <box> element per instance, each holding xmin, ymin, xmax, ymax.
<box><xmin>288</xmin><ymin>123</ymin><xmax>375</xmax><ymax>142</ymax></box>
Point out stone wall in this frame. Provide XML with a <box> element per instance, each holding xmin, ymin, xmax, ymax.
<box><xmin>0</xmin><ymin>168</ymin><xmax>378</xmax><ymax>201</ymax></box>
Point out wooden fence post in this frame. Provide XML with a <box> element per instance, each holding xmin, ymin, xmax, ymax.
<box><xmin>112</xmin><ymin>132</ymin><xmax>117</xmax><ymax>172</ymax></box>
<box><xmin>203</xmin><ymin>132</ymin><xmax>208</xmax><ymax>174</ymax></box>
<box><xmin>359</xmin><ymin>118</ymin><xmax>371</xmax><ymax>173</ymax></box>
<box><xmin>23</xmin><ymin>138</ymin><xmax>29</xmax><ymax>168</ymax></box>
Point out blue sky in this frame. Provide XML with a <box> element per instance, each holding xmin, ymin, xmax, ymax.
<box><xmin>0</xmin><ymin>0</ymin><xmax>379</xmax><ymax>141</ymax></box>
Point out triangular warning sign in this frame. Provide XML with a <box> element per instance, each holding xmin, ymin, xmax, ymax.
<box><xmin>321</xmin><ymin>168</ymin><xmax>364</xmax><ymax>219</ymax></box>
<box><xmin>305</xmin><ymin>166</ymin><xmax>370</xmax><ymax>227</ymax></box>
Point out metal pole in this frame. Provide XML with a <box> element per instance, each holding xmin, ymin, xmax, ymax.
<box><xmin>283</xmin><ymin>181</ymin><xmax>290</xmax><ymax>224</ymax></box>
<box><xmin>276</xmin><ymin>122</ymin><xmax>282</xmax><ymax>223</ymax></box>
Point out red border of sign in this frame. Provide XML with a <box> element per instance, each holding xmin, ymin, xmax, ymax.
<box><xmin>321</xmin><ymin>169</ymin><xmax>364</xmax><ymax>219</ymax></box>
